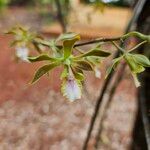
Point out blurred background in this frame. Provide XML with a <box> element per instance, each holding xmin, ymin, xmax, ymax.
<box><xmin>0</xmin><ymin>0</ymin><xmax>149</xmax><ymax>150</ymax></box>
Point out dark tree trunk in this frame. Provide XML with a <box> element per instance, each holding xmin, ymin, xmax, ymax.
<box><xmin>132</xmin><ymin>0</ymin><xmax>150</xmax><ymax>149</ymax></box>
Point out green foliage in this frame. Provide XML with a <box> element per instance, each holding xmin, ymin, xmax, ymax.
<box><xmin>73</xmin><ymin>60</ymin><xmax>93</xmax><ymax>71</ymax></box>
<box><xmin>7</xmin><ymin>26</ymin><xmax>150</xmax><ymax>101</ymax></box>
<box><xmin>60</xmin><ymin>33</ymin><xmax>80</xmax><ymax>59</ymax></box>
<box><xmin>75</xmin><ymin>49</ymin><xmax>110</xmax><ymax>58</ymax></box>
<box><xmin>30</xmin><ymin>32</ymin><xmax>110</xmax><ymax>101</ymax></box>
<box><xmin>31</xmin><ymin>62</ymin><xmax>60</xmax><ymax>84</ymax></box>
<box><xmin>124</xmin><ymin>53</ymin><xmax>145</xmax><ymax>74</ymax></box>
<box><xmin>28</xmin><ymin>54</ymin><xmax>59</xmax><ymax>62</ymax></box>
<box><xmin>6</xmin><ymin>26</ymin><xmax>46</xmax><ymax>61</ymax></box>
<box><xmin>0</xmin><ymin>0</ymin><xmax>9</xmax><ymax>10</ymax></box>
<box><xmin>6</xmin><ymin>26</ymin><xmax>43</xmax><ymax>51</ymax></box>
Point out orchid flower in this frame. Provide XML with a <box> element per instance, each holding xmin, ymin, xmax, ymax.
<box><xmin>61</xmin><ymin>72</ymin><xmax>82</xmax><ymax>101</ymax></box>
<box><xmin>27</xmin><ymin>32</ymin><xmax>110</xmax><ymax>101</ymax></box>
<box><xmin>61</xmin><ymin>66</ymin><xmax>83</xmax><ymax>101</ymax></box>
<box><xmin>7</xmin><ymin>27</ymin><xmax>150</xmax><ymax>101</ymax></box>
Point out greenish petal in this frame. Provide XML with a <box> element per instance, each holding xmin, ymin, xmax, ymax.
<box><xmin>75</xmin><ymin>49</ymin><xmax>110</xmax><ymax>59</ymax></box>
<box><xmin>28</xmin><ymin>54</ymin><xmax>58</xmax><ymax>62</ymax></box>
<box><xmin>31</xmin><ymin>62</ymin><xmax>60</xmax><ymax>84</ymax></box>
<box><xmin>73</xmin><ymin>60</ymin><xmax>93</xmax><ymax>71</ymax></box>
<box><xmin>124</xmin><ymin>54</ymin><xmax>145</xmax><ymax>74</ymax></box>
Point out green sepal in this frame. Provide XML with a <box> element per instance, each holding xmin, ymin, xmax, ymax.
<box><xmin>62</xmin><ymin>33</ymin><xmax>80</xmax><ymax>59</ymax></box>
<box><xmin>28</xmin><ymin>54</ymin><xmax>59</xmax><ymax>62</ymax></box>
<box><xmin>86</xmin><ymin>56</ymin><xmax>102</xmax><ymax>65</ymax></box>
<box><xmin>75</xmin><ymin>49</ymin><xmax>110</xmax><ymax>59</ymax></box>
<box><xmin>57</xmin><ymin>33</ymin><xmax>80</xmax><ymax>59</ymax></box>
<box><xmin>73</xmin><ymin>72</ymin><xmax>84</xmax><ymax>81</ymax></box>
<box><xmin>73</xmin><ymin>60</ymin><xmax>93</xmax><ymax>71</ymax></box>
<box><xmin>57</xmin><ymin>32</ymin><xmax>80</xmax><ymax>41</ymax></box>
<box><xmin>5</xmin><ymin>26</ymin><xmax>27</xmax><ymax>35</ymax></box>
<box><xmin>32</xmin><ymin>42</ymin><xmax>44</xmax><ymax>53</ymax></box>
<box><xmin>5</xmin><ymin>30</ymin><xmax>17</xmax><ymax>35</ymax></box>
<box><xmin>31</xmin><ymin>62</ymin><xmax>60</xmax><ymax>84</ymax></box>
<box><xmin>10</xmin><ymin>40</ymin><xmax>24</xmax><ymax>47</ymax></box>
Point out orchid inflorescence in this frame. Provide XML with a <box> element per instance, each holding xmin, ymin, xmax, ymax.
<box><xmin>6</xmin><ymin>26</ymin><xmax>150</xmax><ymax>101</ymax></box>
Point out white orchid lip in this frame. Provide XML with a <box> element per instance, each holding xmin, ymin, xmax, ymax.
<box><xmin>64</xmin><ymin>76</ymin><xmax>81</xmax><ymax>102</ymax></box>
<box><xmin>16</xmin><ymin>46</ymin><xmax>29</xmax><ymax>62</ymax></box>
<box><xmin>61</xmin><ymin>66</ymin><xmax>82</xmax><ymax>101</ymax></box>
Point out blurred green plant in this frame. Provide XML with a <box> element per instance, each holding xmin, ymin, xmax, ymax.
<box><xmin>6</xmin><ymin>26</ymin><xmax>150</xmax><ymax>101</ymax></box>
<box><xmin>6</xmin><ymin>26</ymin><xmax>45</xmax><ymax>61</ymax></box>
<box><xmin>0</xmin><ymin>0</ymin><xmax>9</xmax><ymax>10</ymax></box>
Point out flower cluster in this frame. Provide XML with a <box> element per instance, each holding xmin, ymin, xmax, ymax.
<box><xmin>28</xmin><ymin>33</ymin><xmax>110</xmax><ymax>101</ymax></box>
<box><xmin>6</xmin><ymin>26</ymin><xmax>150</xmax><ymax>101</ymax></box>
<box><xmin>6</xmin><ymin>26</ymin><xmax>44</xmax><ymax>62</ymax></box>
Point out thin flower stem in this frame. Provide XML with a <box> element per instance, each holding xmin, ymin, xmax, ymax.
<box><xmin>32</xmin><ymin>31</ymin><xmax>149</xmax><ymax>51</ymax></box>
<box><xmin>111</xmin><ymin>41</ymin><xmax>125</xmax><ymax>53</ymax></box>
<box><xmin>128</xmin><ymin>40</ymin><xmax>147</xmax><ymax>52</ymax></box>
<box><xmin>33</xmin><ymin>37</ymin><xmax>122</xmax><ymax>48</ymax></box>
<box><xmin>122</xmin><ymin>31</ymin><xmax>150</xmax><ymax>42</ymax></box>
<box><xmin>74</xmin><ymin>47</ymin><xmax>84</xmax><ymax>54</ymax></box>
<box><xmin>74</xmin><ymin>37</ymin><xmax>122</xmax><ymax>47</ymax></box>
<box><xmin>75</xmin><ymin>31</ymin><xmax>149</xmax><ymax>47</ymax></box>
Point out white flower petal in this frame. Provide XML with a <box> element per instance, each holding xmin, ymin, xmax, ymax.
<box><xmin>16</xmin><ymin>46</ymin><xmax>29</xmax><ymax>62</ymax></box>
<box><xmin>61</xmin><ymin>67</ymin><xmax>82</xmax><ymax>101</ymax></box>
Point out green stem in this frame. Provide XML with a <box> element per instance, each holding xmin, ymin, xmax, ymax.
<box><xmin>122</xmin><ymin>31</ymin><xmax>150</xmax><ymax>42</ymax></box>
<box><xmin>111</xmin><ymin>41</ymin><xmax>125</xmax><ymax>53</ymax></box>
<box><xmin>128</xmin><ymin>40</ymin><xmax>147</xmax><ymax>52</ymax></box>
<box><xmin>74</xmin><ymin>47</ymin><xmax>84</xmax><ymax>54</ymax></box>
<box><xmin>74</xmin><ymin>37</ymin><xmax>122</xmax><ymax>47</ymax></box>
<box><xmin>32</xmin><ymin>32</ymin><xmax>149</xmax><ymax>52</ymax></box>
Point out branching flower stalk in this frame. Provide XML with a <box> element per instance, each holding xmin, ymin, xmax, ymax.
<box><xmin>6</xmin><ymin>26</ymin><xmax>150</xmax><ymax>101</ymax></box>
